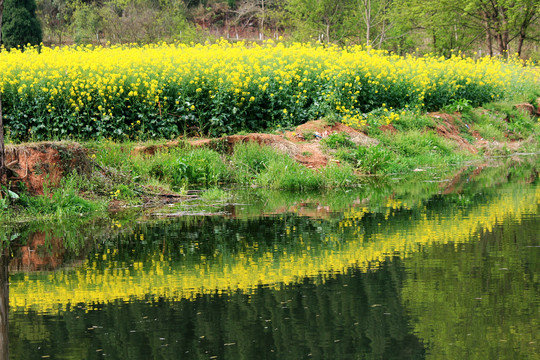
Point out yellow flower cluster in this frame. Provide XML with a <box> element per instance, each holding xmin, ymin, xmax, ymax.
<box><xmin>0</xmin><ymin>41</ymin><xmax>536</xmax><ymax>140</ymax></box>
<box><xmin>9</xmin><ymin>184</ymin><xmax>540</xmax><ymax>314</ymax></box>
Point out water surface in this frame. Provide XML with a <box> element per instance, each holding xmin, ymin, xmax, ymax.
<box><xmin>2</xmin><ymin>163</ymin><xmax>539</xmax><ymax>359</ymax></box>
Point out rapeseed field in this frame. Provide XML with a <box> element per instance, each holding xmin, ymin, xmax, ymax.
<box><xmin>0</xmin><ymin>40</ymin><xmax>537</xmax><ymax>140</ymax></box>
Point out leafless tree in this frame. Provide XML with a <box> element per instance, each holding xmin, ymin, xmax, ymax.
<box><xmin>357</xmin><ymin>0</ymin><xmax>392</xmax><ymax>48</ymax></box>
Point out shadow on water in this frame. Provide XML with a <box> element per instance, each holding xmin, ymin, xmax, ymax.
<box><xmin>0</xmin><ymin>156</ymin><xmax>539</xmax><ymax>359</ymax></box>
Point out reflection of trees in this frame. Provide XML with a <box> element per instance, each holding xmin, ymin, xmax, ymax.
<box><xmin>402</xmin><ymin>213</ymin><xmax>540</xmax><ymax>359</ymax></box>
<box><xmin>0</xmin><ymin>251</ymin><xmax>9</xmax><ymax>360</ymax></box>
<box><xmin>4</xmin><ymin>161</ymin><xmax>539</xmax><ymax>358</ymax></box>
<box><xmin>9</xmin><ymin>261</ymin><xmax>424</xmax><ymax>359</ymax></box>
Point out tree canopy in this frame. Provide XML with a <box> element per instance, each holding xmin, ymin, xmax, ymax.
<box><xmin>2</xmin><ymin>0</ymin><xmax>538</xmax><ymax>57</ymax></box>
<box><xmin>2</xmin><ymin>0</ymin><xmax>42</xmax><ymax>49</ymax></box>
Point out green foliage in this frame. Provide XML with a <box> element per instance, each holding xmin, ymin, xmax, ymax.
<box><xmin>231</xmin><ymin>142</ymin><xmax>357</xmax><ymax>189</ymax></box>
<box><xmin>2</xmin><ymin>0</ymin><xmax>42</xmax><ymax>49</ymax></box>
<box><xmin>391</xmin><ymin>112</ymin><xmax>435</xmax><ymax>131</ymax></box>
<box><xmin>0</xmin><ymin>187</ymin><xmax>20</xmax><ymax>211</ymax></box>
<box><xmin>170</xmin><ymin>148</ymin><xmax>229</xmax><ymax>186</ymax></box>
<box><xmin>258</xmin><ymin>156</ymin><xmax>323</xmax><ymax>190</ymax></box>
<box><xmin>15</xmin><ymin>175</ymin><xmax>103</xmax><ymax>218</ymax></box>
<box><xmin>319</xmin><ymin>162</ymin><xmax>357</xmax><ymax>187</ymax></box>
<box><xmin>444</xmin><ymin>98</ymin><xmax>473</xmax><ymax>113</ymax></box>
<box><xmin>36</xmin><ymin>0</ymin><xmax>73</xmax><ymax>44</ymax></box>
<box><xmin>356</xmin><ymin>129</ymin><xmax>470</xmax><ymax>174</ymax></box>
<box><xmin>321</xmin><ymin>132</ymin><xmax>355</xmax><ymax>149</ymax></box>
<box><xmin>465</xmin><ymin>103</ymin><xmax>538</xmax><ymax>141</ymax></box>
<box><xmin>390</xmin><ymin>0</ymin><xmax>538</xmax><ymax>57</ymax></box>
<box><xmin>72</xmin><ymin>2</ymin><xmax>102</xmax><ymax>44</ymax></box>
<box><xmin>231</xmin><ymin>142</ymin><xmax>282</xmax><ymax>183</ymax></box>
<box><xmin>200</xmin><ymin>187</ymin><xmax>230</xmax><ymax>201</ymax></box>
<box><xmin>485</xmin><ymin>102</ymin><xmax>536</xmax><ymax>137</ymax></box>
<box><xmin>142</xmin><ymin>147</ymin><xmax>230</xmax><ymax>188</ymax></box>
<box><xmin>354</xmin><ymin>145</ymin><xmax>394</xmax><ymax>174</ymax></box>
<box><xmin>384</xmin><ymin>130</ymin><xmax>454</xmax><ymax>157</ymax></box>
<box><xmin>285</xmin><ymin>0</ymin><xmax>355</xmax><ymax>44</ymax></box>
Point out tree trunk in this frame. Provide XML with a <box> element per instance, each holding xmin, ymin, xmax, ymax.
<box><xmin>517</xmin><ymin>29</ymin><xmax>525</xmax><ymax>57</ymax></box>
<box><xmin>377</xmin><ymin>18</ymin><xmax>385</xmax><ymax>49</ymax></box>
<box><xmin>326</xmin><ymin>22</ymin><xmax>330</xmax><ymax>43</ymax></box>
<box><xmin>0</xmin><ymin>95</ymin><xmax>4</xmax><ymax>185</ymax></box>
<box><xmin>364</xmin><ymin>0</ymin><xmax>371</xmax><ymax>47</ymax></box>
<box><xmin>259</xmin><ymin>0</ymin><xmax>265</xmax><ymax>40</ymax></box>
<box><xmin>516</xmin><ymin>4</ymin><xmax>536</xmax><ymax>58</ymax></box>
<box><xmin>497</xmin><ymin>6</ymin><xmax>510</xmax><ymax>56</ymax></box>
<box><xmin>482</xmin><ymin>12</ymin><xmax>493</xmax><ymax>56</ymax></box>
<box><xmin>0</xmin><ymin>0</ymin><xmax>6</xmax><ymax>185</ymax></box>
<box><xmin>496</xmin><ymin>32</ymin><xmax>509</xmax><ymax>55</ymax></box>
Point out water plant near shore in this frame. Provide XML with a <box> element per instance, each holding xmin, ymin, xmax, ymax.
<box><xmin>0</xmin><ymin>41</ymin><xmax>537</xmax><ymax>141</ymax></box>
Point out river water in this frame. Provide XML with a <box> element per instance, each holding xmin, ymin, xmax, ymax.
<box><xmin>1</xmin><ymin>162</ymin><xmax>539</xmax><ymax>359</ymax></box>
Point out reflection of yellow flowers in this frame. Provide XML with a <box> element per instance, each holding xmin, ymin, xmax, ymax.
<box><xmin>8</xmin><ymin>185</ymin><xmax>540</xmax><ymax>314</ymax></box>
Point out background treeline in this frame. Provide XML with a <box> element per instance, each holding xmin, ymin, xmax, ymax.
<box><xmin>2</xmin><ymin>0</ymin><xmax>539</xmax><ymax>58</ymax></box>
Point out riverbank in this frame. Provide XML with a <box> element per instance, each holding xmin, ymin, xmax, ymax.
<box><xmin>0</xmin><ymin>101</ymin><xmax>539</xmax><ymax>222</ymax></box>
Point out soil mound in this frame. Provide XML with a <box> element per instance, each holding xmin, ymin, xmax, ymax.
<box><xmin>187</xmin><ymin>120</ymin><xmax>378</xmax><ymax>168</ymax></box>
<box><xmin>5</xmin><ymin>142</ymin><xmax>92</xmax><ymax>195</ymax></box>
<box><xmin>431</xmin><ymin>113</ymin><xmax>478</xmax><ymax>153</ymax></box>
<box><xmin>133</xmin><ymin>120</ymin><xmax>378</xmax><ymax>169</ymax></box>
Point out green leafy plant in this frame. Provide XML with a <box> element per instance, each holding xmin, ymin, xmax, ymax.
<box><xmin>321</xmin><ymin>132</ymin><xmax>355</xmax><ymax>149</ymax></box>
<box><xmin>354</xmin><ymin>145</ymin><xmax>393</xmax><ymax>174</ymax></box>
<box><xmin>1</xmin><ymin>0</ymin><xmax>42</xmax><ymax>49</ymax></box>
<box><xmin>445</xmin><ymin>98</ymin><xmax>473</xmax><ymax>113</ymax></box>
<box><xmin>0</xmin><ymin>186</ymin><xmax>20</xmax><ymax>211</ymax></box>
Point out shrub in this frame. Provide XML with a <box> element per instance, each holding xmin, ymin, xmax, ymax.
<box><xmin>1</xmin><ymin>0</ymin><xmax>42</xmax><ymax>49</ymax></box>
<box><xmin>169</xmin><ymin>148</ymin><xmax>230</xmax><ymax>187</ymax></box>
<box><xmin>321</xmin><ymin>132</ymin><xmax>355</xmax><ymax>149</ymax></box>
<box><xmin>354</xmin><ymin>145</ymin><xmax>394</xmax><ymax>174</ymax></box>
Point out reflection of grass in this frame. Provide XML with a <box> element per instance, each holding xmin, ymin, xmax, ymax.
<box><xmin>200</xmin><ymin>188</ymin><xmax>231</xmax><ymax>201</ymax></box>
<box><xmin>403</xmin><ymin>208</ymin><xmax>540</xmax><ymax>359</ymax></box>
<box><xmin>8</xmin><ymin>170</ymin><xmax>540</xmax><ymax>314</ymax></box>
<box><xmin>1</xmin><ymin>216</ymin><xmax>120</xmax><ymax>257</ymax></box>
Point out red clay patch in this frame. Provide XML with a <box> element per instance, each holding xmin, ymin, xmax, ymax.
<box><xmin>5</xmin><ymin>142</ymin><xmax>92</xmax><ymax>195</ymax></box>
<box><xmin>183</xmin><ymin>120</ymin><xmax>377</xmax><ymax>169</ymax></box>
<box><xmin>430</xmin><ymin>113</ymin><xmax>478</xmax><ymax>153</ymax></box>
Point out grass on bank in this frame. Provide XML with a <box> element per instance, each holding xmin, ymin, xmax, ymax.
<box><xmin>1</xmin><ymin>97</ymin><xmax>539</xmax><ymax>221</ymax></box>
<box><xmin>1</xmin><ymin>175</ymin><xmax>107</xmax><ymax>220</ymax></box>
<box><xmin>88</xmin><ymin>140</ymin><xmax>359</xmax><ymax>192</ymax></box>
